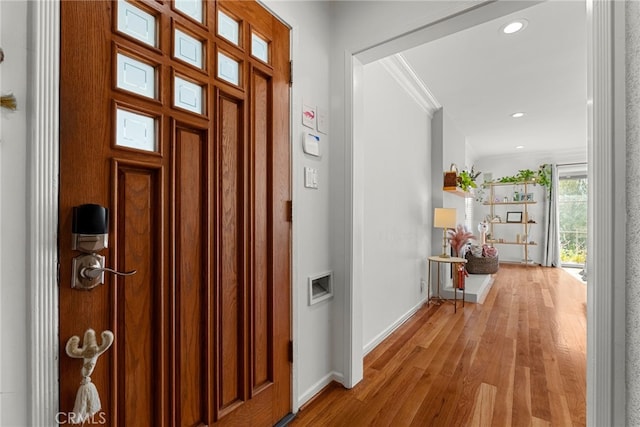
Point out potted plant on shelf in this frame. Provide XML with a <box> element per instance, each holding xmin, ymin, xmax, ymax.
<box><xmin>457</xmin><ymin>166</ymin><xmax>481</xmax><ymax>193</ymax></box>
<box><xmin>494</xmin><ymin>164</ymin><xmax>552</xmax><ymax>197</ymax></box>
<box><xmin>495</xmin><ymin>166</ymin><xmax>551</xmax><ymax>187</ymax></box>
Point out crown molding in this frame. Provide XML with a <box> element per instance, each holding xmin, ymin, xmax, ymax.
<box><xmin>378</xmin><ymin>53</ymin><xmax>441</xmax><ymax>117</ymax></box>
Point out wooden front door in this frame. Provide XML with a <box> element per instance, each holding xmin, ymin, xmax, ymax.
<box><xmin>59</xmin><ymin>1</ymin><xmax>291</xmax><ymax>425</ymax></box>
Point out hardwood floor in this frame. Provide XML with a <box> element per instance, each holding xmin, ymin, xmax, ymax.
<box><xmin>291</xmin><ymin>265</ymin><xmax>586</xmax><ymax>426</ymax></box>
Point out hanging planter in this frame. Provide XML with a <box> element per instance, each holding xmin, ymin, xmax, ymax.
<box><xmin>443</xmin><ymin>164</ymin><xmax>459</xmax><ymax>189</ymax></box>
<box><xmin>443</xmin><ymin>164</ymin><xmax>481</xmax><ymax>198</ymax></box>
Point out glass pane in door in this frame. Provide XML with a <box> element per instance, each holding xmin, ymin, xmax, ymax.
<box><xmin>558</xmin><ymin>175</ymin><xmax>587</xmax><ymax>266</ymax></box>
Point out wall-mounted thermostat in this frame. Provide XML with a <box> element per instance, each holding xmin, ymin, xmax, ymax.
<box><xmin>302</xmin><ymin>133</ymin><xmax>320</xmax><ymax>157</ymax></box>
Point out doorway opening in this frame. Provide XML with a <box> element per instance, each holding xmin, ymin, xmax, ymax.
<box><xmin>348</xmin><ymin>1</ymin><xmax>625</xmax><ymax>425</ymax></box>
<box><xmin>559</xmin><ymin>173</ymin><xmax>588</xmax><ymax>268</ymax></box>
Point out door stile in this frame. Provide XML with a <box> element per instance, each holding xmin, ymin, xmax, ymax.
<box><xmin>212</xmin><ymin>86</ymin><xmax>222</xmax><ymax>421</ymax></box>
<box><xmin>206</xmin><ymin>86</ymin><xmax>217</xmax><ymax>424</ymax></box>
<box><xmin>169</xmin><ymin>119</ymin><xmax>179</xmax><ymax>427</ymax></box>
<box><xmin>203</xmin><ymin>117</ymin><xmax>215</xmax><ymax>426</ymax></box>
<box><xmin>243</xmin><ymin>71</ymin><xmax>254</xmax><ymax>408</ymax></box>
<box><xmin>211</xmin><ymin>84</ymin><xmax>221</xmax><ymax>422</ymax></box>
<box><xmin>159</xmin><ymin>156</ymin><xmax>170</xmax><ymax>427</ymax></box>
<box><xmin>270</xmin><ymin>19</ymin><xmax>292</xmax><ymax>420</ymax></box>
<box><xmin>247</xmin><ymin>63</ymin><xmax>257</xmax><ymax>400</ymax></box>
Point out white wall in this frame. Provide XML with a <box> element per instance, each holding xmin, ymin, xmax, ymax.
<box><xmin>328</xmin><ymin>0</ymin><xmax>480</xmax><ymax>390</ymax></box>
<box><xmin>267</xmin><ymin>1</ymin><xmax>472</xmax><ymax>400</ymax></box>
<box><xmin>261</xmin><ymin>0</ymin><xmax>333</xmax><ymax>409</ymax></box>
<box><xmin>428</xmin><ymin>108</ymin><xmax>469</xmax><ymax>292</ymax></box>
<box><xmin>0</xmin><ymin>1</ymin><xmax>28</xmax><ymax>425</ymax></box>
<box><xmin>361</xmin><ymin>61</ymin><xmax>430</xmax><ymax>353</ymax></box>
<box><xmin>626</xmin><ymin>2</ymin><xmax>640</xmax><ymax>424</ymax></box>
<box><xmin>441</xmin><ymin>110</ymin><xmax>468</xmax><ymax>225</ymax></box>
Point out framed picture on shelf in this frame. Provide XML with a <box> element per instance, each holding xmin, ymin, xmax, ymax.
<box><xmin>523</xmin><ymin>193</ymin><xmax>534</xmax><ymax>201</ymax></box>
<box><xmin>506</xmin><ymin>211</ymin><xmax>523</xmax><ymax>223</ymax></box>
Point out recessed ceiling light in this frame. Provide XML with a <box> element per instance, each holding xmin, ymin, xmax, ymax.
<box><xmin>516</xmin><ymin>145</ymin><xmax>524</xmax><ymax>149</ymax></box>
<box><xmin>501</xmin><ymin>19</ymin><xmax>528</xmax><ymax>35</ymax></box>
<box><xmin>511</xmin><ymin>112</ymin><xmax>525</xmax><ymax>118</ymax></box>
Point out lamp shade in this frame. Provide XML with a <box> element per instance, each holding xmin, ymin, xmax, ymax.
<box><xmin>434</xmin><ymin>207</ymin><xmax>457</xmax><ymax>229</ymax></box>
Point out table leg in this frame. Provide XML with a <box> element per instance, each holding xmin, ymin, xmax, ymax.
<box><xmin>427</xmin><ymin>260</ymin><xmax>431</xmax><ymax>305</ymax></box>
<box><xmin>437</xmin><ymin>262</ymin><xmax>441</xmax><ymax>301</ymax></box>
<box><xmin>454</xmin><ymin>280</ymin><xmax>457</xmax><ymax>313</ymax></box>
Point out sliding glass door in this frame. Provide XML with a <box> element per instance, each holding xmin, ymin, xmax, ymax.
<box><xmin>558</xmin><ymin>174</ymin><xmax>588</xmax><ymax>267</ymax></box>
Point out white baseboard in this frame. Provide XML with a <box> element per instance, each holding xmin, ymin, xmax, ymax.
<box><xmin>362</xmin><ymin>298</ymin><xmax>427</xmax><ymax>356</ymax></box>
<box><xmin>297</xmin><ymin>371</ymin><xmax>344</xmax><ymax>408</ymax></box>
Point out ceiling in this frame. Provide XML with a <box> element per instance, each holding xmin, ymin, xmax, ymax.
<box><xmin>400</xmin><ymin>1</ymin><xmax>587</xmax><ymax>161</ymax></box>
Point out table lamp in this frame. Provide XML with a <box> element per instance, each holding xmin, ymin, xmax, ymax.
<box><xmin>434</xmin><ymin>208</ymin><xmax>457</xmax><ymax>258</ymax></box>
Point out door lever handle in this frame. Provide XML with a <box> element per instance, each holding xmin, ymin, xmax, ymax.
<box><xmin>80</xmin><ymin>266</ymin><xmax>137</xmax><ymax>280</ymax></box>
<box><xmin>72</xmin><ymin>253</ymin><xmax>137</xmax><ymax>290</ymax></box>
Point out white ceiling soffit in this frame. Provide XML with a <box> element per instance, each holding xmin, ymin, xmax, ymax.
<box><xmin>400</xmin><ymin>0</ymin><xmax>587</xmax><ymax>160</ymax></box>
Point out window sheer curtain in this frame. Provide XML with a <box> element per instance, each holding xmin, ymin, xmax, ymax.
<box><xmin>543</xmin><ymin>164</ymin><xmax>561</xmax><ymax>267</ymax></box>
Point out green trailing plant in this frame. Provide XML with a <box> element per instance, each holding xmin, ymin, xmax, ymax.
<box><xmin>536</xmin><ymin>164</ymin><xmax>551</xmax><ymax>188</ymax></box>
<box><xmin>517</xmin><ymin>169</ymin><xmax>536</xmax><ymax>182</ymax></box>
<box><xmin>458</xmin><ymin>166</ymin><xmax>481</xmax><ymax>192</ymax></box>
<box><xmin>491</xmin><ymin>165</ymin><xmax>553</xmax><ymax>200</ymax></box>
<box><xmin>498</xmin><ymin>169</ymin><xmax>536</xmax><ymax>183</ymax></box>
<box><xmin>495</xmin><ymin>165</ymin><xmax>551</xmax><ymax>189</ymax></box>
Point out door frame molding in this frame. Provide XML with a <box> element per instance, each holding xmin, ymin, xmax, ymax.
<box><xmin>28</xmin><ymin>0</ymin><xmax>625</xmax><ymax>425</ymax></box>
<box><xmin>28</xmin><ymin>1</ymin><xmax>60</xmax><ymax>425</ymax></box>
<box><xmin>345</xmin><ymin>0</ymin><xmax>625</xmax><ymax>425</ymax></box>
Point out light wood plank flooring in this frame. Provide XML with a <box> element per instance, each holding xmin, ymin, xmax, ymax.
<box><xmin>291</xmin><ymin>265</ymin><xmax>586</xmax><ymax>426</ymax></box>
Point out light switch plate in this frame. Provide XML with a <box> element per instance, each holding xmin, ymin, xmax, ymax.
<box><xmin>304</xmin><ymin>167</ymin><xmax>318</xmax><ymax>189</ymax></box>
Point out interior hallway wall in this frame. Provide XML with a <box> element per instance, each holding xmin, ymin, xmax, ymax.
<box><xmin>329</xmin><ymin>0</ymin><xmax>485</xmax><ymax>389</ymax></box>
<box><xmin>0</xmin><ymin>1</ymin><xmax>28</xmax><ymax>425</ymax></box>
<box><xmin>262</xmin><ymin>0</ymin><xmax>334</xmax><ymax>409</ymax></box>
<box><xmin>361</xmin><ymin>61</ymin><xmax>431</xmax><ymax>353</ymax></box>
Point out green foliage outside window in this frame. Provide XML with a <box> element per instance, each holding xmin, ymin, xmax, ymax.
<box><xmin>558</xmin><ymin>177</ymin><xmax>588</xmax><ymax>265</ymax></box>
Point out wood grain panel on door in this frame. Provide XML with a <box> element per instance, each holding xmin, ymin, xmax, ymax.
<box><xmin>217</xmin><ymin>90</ymin><xmax>245</xmax><ymax>415</ymax></box>
<box><xmin>250</xmin><ymin>67</ymin><xmax>272</xmax><ymax>393</ymax></box>
<box><xmin>173</xmin><ymin>125</ymin><xmax>208</xmax><ymax>426</ymax></box>
<box><xmin>112</xmin><ymin>161</ymin><xmax>163</xmax><ymax>427</ymax></box>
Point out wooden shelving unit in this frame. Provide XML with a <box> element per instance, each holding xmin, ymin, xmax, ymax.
<box><xmin>484</xmin><ymin>181</ymin><xmax>537</xmax><ymax>265</ymax></box>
